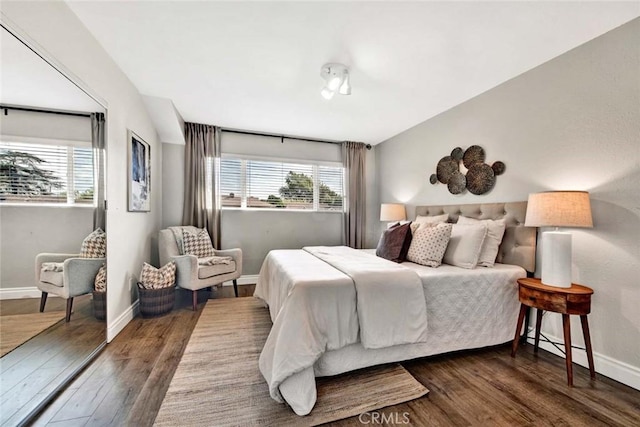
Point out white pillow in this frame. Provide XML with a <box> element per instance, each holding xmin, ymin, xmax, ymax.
<box><xmin>406</xmin><ymin>223</ymin><xmax>452</xmax><ymax>267</ymax></box>
<box><xmin>457</xmin><ymin>216</ymin><xmax>507</xmax><ymax>267</ymax></box>
<box><xmin>414</xmin><ymin>213</ymin><xmax>449</xmax><ymax>225</ymax></box>
<box><xmin>443</xmin><ymin>223</ymin><xmax>487</xmax><ymax>269</ymax></box>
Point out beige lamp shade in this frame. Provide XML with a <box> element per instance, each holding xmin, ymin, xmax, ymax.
<box><xmin>380</xmin><ymin>203</ymin><xmax>406</xmax><ymax>222</ymax></box>
<box><xmin>525</xmin><ymin>191</ymin><xmax>593</xmax><ymax>228</ymax></box>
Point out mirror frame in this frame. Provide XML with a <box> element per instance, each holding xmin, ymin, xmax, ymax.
<box><xmin>1</xmin><ymin>15</ymin><xmax>109</xmax><ymax>426</ymax></box>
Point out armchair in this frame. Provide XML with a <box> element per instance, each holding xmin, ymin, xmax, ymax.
<box><xmin>35</xmin><ymin>253</ymin><xmax>105</xmax><ymax>322</ymax></box>
<box><xmin>158</xmin><ymin>227</ymin><xmax>243</xmax><ymax>310</ymax></box>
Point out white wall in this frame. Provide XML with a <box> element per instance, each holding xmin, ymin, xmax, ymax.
<box><xmin>375</xmin><ymin>19</ymin><xmax>640</xmax><ymax>387</ymax></box>
<box><xmin>162</xmin><ymin>142</ymin><xmax>184</xmax><ymax>228</ymax></box>
<box><xmin>0</xmin><ymin>206</ymin><xmax>93</xmax><ymax>293</ymax></box>
<box><xmin>1</xmin><ymin>2</ymin><xmax>163</xmax><ymax>341</ymax></box>
<box><xmin>222</xmin><ymin>210</ymin><xmax>343</xmax><ymax>275</ymax></box>
<box><xmin>0</xmin><ymin>109</ymin><xmax>91</xmax><ymax>145</ymax></box>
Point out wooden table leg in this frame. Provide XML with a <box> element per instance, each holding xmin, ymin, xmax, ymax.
<box><xmin>562</xmin><ymin>314</ymin><xmax>573</xmax><ymax>386</ymax></box>
<box><xmin>534</xmin><ymin>309</ymin><xmax>543</xmax><ymax>354</ymax></box>
<box><xmin>581</xmin><ymin>315</ymin><xmax>596</xmax><ymax>380</ymax></box>
<box><xmin>511</xmin><ymin>304</ymin><xmax>528</xmax><ymax>357</ymax></box>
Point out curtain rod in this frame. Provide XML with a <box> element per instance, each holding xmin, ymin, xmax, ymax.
<box><xmin>0</xmin><ymin>104</ymin><xmax>92</xmax><ymax>118</ymax></box>
<box><xmin>220</xmin><ymin>128</ymin><xmax>372</xmax><ymax>150</ymax></box>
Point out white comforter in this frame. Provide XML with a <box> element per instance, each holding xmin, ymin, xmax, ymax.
<box><xmin>255</xmin><ymin>246</ymin><xmax>427</xmax><ymax>414</ymax></box>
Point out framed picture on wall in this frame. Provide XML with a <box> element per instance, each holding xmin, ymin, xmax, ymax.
<box><xmin>127</xmin><ymin>130</ymin><xmax>151</xmax><ymax>212</ymax></box>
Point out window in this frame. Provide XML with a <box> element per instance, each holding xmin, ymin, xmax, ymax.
<box><xmin>219</xmin><ymin>156</ymin><xmax>344</xmax><ymax>211</ymax></box>
<box><xmin>0</xmin><ymin>141</ymin><xmax>94</xmax><ymax>205</ymax></box>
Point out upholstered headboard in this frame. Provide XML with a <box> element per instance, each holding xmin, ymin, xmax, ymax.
<box><xmin>415</xmin><ymin>201</ymin><xmax>536</xmax><ymax>273</ymax></box>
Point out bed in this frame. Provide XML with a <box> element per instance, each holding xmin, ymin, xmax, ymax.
<box><xmin>254</xmin><ymin>202</ymin><xmax>536</xmax><ymax>415</ymax></box>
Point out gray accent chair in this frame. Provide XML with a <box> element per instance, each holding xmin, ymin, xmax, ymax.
<box><xmin>158</xmin><ymin>226</ymin><xmax>243</xmax><ymax>310</ymax></box>
<box><xmin>35</xmin><ymin>253</ymin><xmax>104</xmax><ymax>322</ymax></box>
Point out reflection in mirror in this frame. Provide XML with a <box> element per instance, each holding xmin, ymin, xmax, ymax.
<box><xmin>0</xmin><ymin>25</ymin><xmax>107</xmax><ymax>425</ymax></box>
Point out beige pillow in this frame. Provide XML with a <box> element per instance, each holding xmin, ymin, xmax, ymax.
<box><xmin>406</xmin><ymin>223</ymin><xmax>453</xmax><ymax>267</ymax></box>
<box><xmin>457</xmin><ymin>216</ymin><xmax>507</xmax><ymax>267</ymax></box>
<box><xmin>443</xmin><ymin>223</ymin><xmax>487</xmax><ymax>269</ymax></box>
<box><xmin>80</xmin><ymin>228</ymin><xmax>106</xmax><ymax>258</ymax></box>
<box><xmin>139</xmin><ymin>261</ymin><xmax>177</xmax><ymax>290</ymax></box>
<box><xmin>182</xmin><ymin>228</ymin><xmax>215</xmax><ymax>258</ymax></box>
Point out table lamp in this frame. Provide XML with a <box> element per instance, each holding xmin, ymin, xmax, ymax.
<box><xmin>525</xmin><ymin>191</ymin><xmax>593</xmax><ymax>288</ymax></box>
<box><xmin>380</xmin><ymin>203</ymin><xmax>406</xmax><ymax>224</ymax></box>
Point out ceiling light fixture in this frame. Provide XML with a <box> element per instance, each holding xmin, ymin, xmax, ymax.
<box><xmin>320</xmin><ymin>63</ymin><xmax>351</xmax><ymax>100</ymax></box>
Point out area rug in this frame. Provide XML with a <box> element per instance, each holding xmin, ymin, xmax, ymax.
<box><xmin>154</xmin><ymin>297</ymin><xmax>429</xmax><ymax>426</ymax></box>
<box><xmin>0</xmin><ymin>311</ymin><xmax>65</xmax><ymax>357</ymax></box>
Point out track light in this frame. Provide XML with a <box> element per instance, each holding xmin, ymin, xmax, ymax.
<box><xmin>320</xmin><ymin>63</ymin><xmax>351</xmax><ymax>99</ymax></box>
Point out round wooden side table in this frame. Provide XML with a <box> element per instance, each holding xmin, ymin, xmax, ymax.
<box><xmin>510</xmin><ymin>277</ymin><xmax>595</xmax><ymax>386</ymax></box>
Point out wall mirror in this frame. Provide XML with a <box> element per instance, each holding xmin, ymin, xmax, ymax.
<box><xmin>0</xmin><ymin>24</ymin><xmax>107</xmax><ymax>426</ymax></box>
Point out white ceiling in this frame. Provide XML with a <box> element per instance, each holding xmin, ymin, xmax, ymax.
<box><xmin>66</xmin><ymin>1</ymin><xmax>639</xmax><ymax>145</ymax></box>
<box><xmin>0</xmin><ymin>27</ymin><xmax>103</xmax><ymax>113</ymax></box>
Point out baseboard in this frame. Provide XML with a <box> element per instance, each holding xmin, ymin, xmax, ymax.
<box><xmin>107</xmin><ymin>299</ymin><xmax>139</xmax><ymax>343</ymax></box>
<box><xmin>222</xmin><ymin>274</ymin><xmax>258</xmax><ymax>286</ymax></box>
<box><xmin>526</xmin><ymin>331</ymin><xmax>640</xmax><ymax>391</ymax></box>
<box><xmin>0</xmin><ymin>286</ymin><xmax>41</xmax><ymax>300</ymax></box>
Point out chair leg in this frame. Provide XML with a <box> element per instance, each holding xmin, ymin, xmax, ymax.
<box><xmin>233</xmin><ymin>279</ymin><xmax>239</xmax><ymax>298</ymax></box>
<box><xmin>39</xmin><ymin>292</ymin><xmax>48</xmax><ymax>312</ymax></box>
<box><xmin>65</xmin><ymin>298</ymin><xmax>74</xmax><ymax>322</ymax></box>
<box><xmin>192</xmin><ymin>290</ymin><xmax>198</xmax><ymax>311</ymax></box>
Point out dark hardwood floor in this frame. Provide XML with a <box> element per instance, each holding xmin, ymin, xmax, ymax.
<box><xmin>1</xmin><ymin>294</ymin><xmax>105</xmax><ymax>426</ymax></box>
<box><xmin>29</xmin><ymin>285</ymin><xmax>640</xmax><ymax>427</ymax></box>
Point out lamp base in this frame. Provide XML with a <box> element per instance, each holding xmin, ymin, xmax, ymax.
<box><xmin>541</xmin><ymin>231</ymin><xmax>572</xmax><ymax>288</ymax></box>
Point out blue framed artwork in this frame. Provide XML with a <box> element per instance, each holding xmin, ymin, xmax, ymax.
<box><xmin>127</xmin><ymin>130</ymin><xmax>150</xmax><ymax>212</ymax></box>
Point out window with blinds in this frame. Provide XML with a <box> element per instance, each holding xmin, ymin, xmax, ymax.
<box><xmin>0</xmin><ymin>141</ymin><xmax>94</xmax><ymax>204</ymax></box>
<box><xmin>219</xmin><ymin>156</ymin><xmax>344</xmax><ymax>211</ymax></box>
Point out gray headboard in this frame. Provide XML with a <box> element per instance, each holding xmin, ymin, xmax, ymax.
<box><xmin>415</xmin><ymin>201</ymin><xmax>536</xmax><ymax>273</ymax></box>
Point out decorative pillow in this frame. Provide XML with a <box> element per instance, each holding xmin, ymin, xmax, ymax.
<box><xmin>457</xmin><ymin>216</ymin><xmax>507</xmax><ymax>267</ymax></box>
<box><xmin>182</xmin><ymin>228</ymin><xmax>215</xmax><ymax>258</ymax></box>
<box><xmin>442</xmin><ymin>223</ymin><xmax>487</xmax><ymax>269</ymax></box>
<box><xmin>376</xmin><ymin>222</ymin><xmax>413</xmax><ymax>263</ymax></box>
<box><xmin>139</xmin><ymin>261</ymin><xmax>177</xmax><ymax>290</ymax></box>
<box><xmin>414</xmin><ymin>213</ymin><xmax>449</xmax><ymax>225</ymax></box>
<box><xmin>406</xmin><ymin>223</ymin><xmax>453</xmax><ymax>267</ymax></box>
<box><xmin>80</xmin><ymin>228</ymin><xmax>106</xmax><ymax>258</ymax></box>
<box><xmin>94</xmin><ymin>264</ymin><xmax>107</xmax><ymax>292</ymax></box>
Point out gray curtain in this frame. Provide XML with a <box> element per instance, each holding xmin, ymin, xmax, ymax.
<box><xmin>91</xmin><ymin>112</ymin><xmax>106</xmax><ymax>231</ymax></box>
<box><xmin>182</xmin><ymin>122</ymin><xmax>221</xmax><ymax>248</ymax></box>
<box><xmin>342</xmin><ymin>141</ymin><xmax>367</xmax><ymax>248</ymax></box>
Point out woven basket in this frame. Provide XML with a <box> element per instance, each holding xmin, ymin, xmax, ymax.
<box><xmin>92</xmin><ymin>291</ymin><xmax>107</xmax><ymax>321</ymax></box>
<box><xmin>138</xmin><ymin>283</ymin><xmax>176</xmax><ymax>317</ymax></box>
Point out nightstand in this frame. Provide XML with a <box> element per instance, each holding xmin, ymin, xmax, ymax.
<box><xmin>510</xmin><ymin>277</ymin><xmax>595</xmax><ymax>386</ymax></box>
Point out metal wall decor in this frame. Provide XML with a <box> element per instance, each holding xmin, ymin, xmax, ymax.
<box><xmin>429</xmin><ymin>145</ymin><xmax>505</xmax><ymax>195</ymax></box>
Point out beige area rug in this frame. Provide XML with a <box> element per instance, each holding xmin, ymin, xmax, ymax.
<box><xmin>154</xmin><ymin>297</ymin><xmax>429</xmax><ymax>426</ymax></box>
<box><xmin>0</xmin><ymin>311</ymin><xmax>65</xmax><ymax>357</ymax></box>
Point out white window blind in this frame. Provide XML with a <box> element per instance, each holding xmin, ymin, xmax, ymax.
<box><xmin>0</xmin><ymin>141</ymin><xmax>94</xmax><ymax>204</ymax></box>
<box><xmin>219</xmin><ymin>156</ymin><xmax>344</xmax><ymax>211</ymax></box>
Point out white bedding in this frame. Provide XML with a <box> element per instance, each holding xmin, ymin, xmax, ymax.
<box><xmin>255</xmin><ymin>246</ymin><xmax>427</xmax><ymax>415</ymax></box>
<box><xmin>254</xmin><ymin>248</ymin><xmax>526</xmax><ymax>416</ymax></box>
<box><xmin>303</xmin><ymin>246</ymin><xmax>427</xmax><ymax>349</ymax></box>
